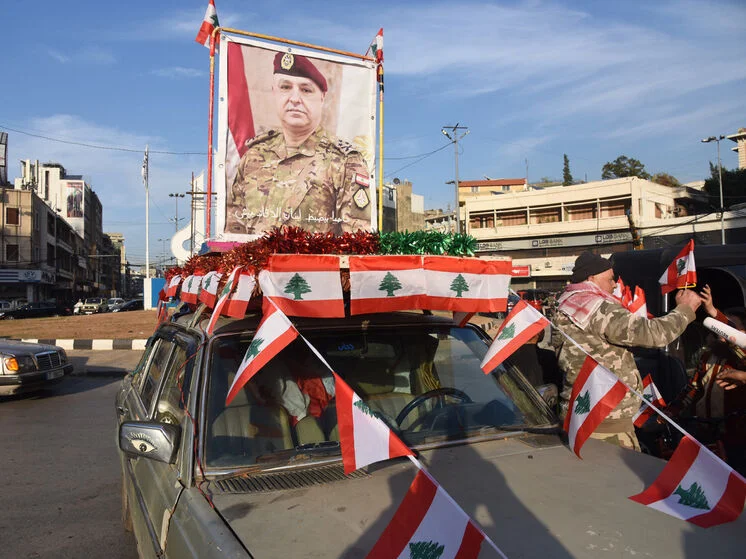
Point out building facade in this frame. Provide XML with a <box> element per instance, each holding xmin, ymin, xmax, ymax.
<box><xmin>463</xmin><ymin>177</ymin><xmax>746</xmax><ymax>290</ymax></box>
<box><xmin>381</xmin><ymin>180</ymin><xmax>425</xmax><ymax>233</ymax></box>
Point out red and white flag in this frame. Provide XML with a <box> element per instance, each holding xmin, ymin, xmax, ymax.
<box><xmin>630</xmin><ymin>435</ymin><xmax>746</xmax><ymax>528</ymax></box>
<box><xmin>659</xmin><ymin>239</ymin><xmax>696</xmax><ymax>294</ymax></box>
<box><xmin>366</xmin><ymin>470</ymin><xmax>485</xmax><ymax>559</ymax></box>
<box><xmin>369</xmin><ymin>28</ymin><xmax>384</xmax><ymax>64</ymax></box>
<box><xmin>258</xmin><ymin>255</ymin><xmax>344</xmax><ymax>318</ymax></box>
<box><xmin>180</xmin><ymin>274</ymin><xmax>203</xmax><ymax>305</ymax></box>
<box><xmin>225</xmin><ymin>298</ymin><xmax>298</xmax><ymax>405</ymax></box>
<box><xmin>199</xmin><ymin>271</ymin><xmax>223</xmax><ymax>308</ymax></box>
<box><xmin>628</xmin><ymin>285</ymin><xmax>648</xmax><ymax>318</ymax></box>
<box><xmin>480</xmin><ymin>299</ymin><xmax>549</xmax><ymax>374</ymax></box>
<box><xmin>613</xmin><ymin>278</ymin><xmax>626</xmax><ymax>301</ymax></box>
<box><xmin>335</xmin><ymin>372</ymin><xmax>412</xmax><ymax>475</ymax></box>
<box><xmin>224</xmin><ymin>271</ymin><xmax>256</xmax><ymax>318</ymax></box>
<box><xmin>633</xmin><ymin>374</ymin><xmax>665</xmax><ymax>428</ymax></box>
<box><xmin>349</xmin><ymin>255</ymin><xmax>425</xmax><ymax>315</ymax></box>
<box><xmin>195</xmin><ymin>0</ymin><xmax>219</xmax><ymax>49</ymax></box>
<box><xmin>205</xmin><ymin>268</ymin><xmax>240</xmax><ymax>335</ymax></box>
<box><xmin>422</xmin><ymin>256</ymin><xmax>511</xmax><ymax>313</ymax></box>
<box><xmin>166</xmin><ymin>275</ymin><xmax>182</xmax><ymax>299</ymax></box>
<box><xmin>563</xmin><ymin>355</ymin><xmax>629</xmax><ymax>458</ymax></box>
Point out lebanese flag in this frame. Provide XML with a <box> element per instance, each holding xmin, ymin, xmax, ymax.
<box><xmin>224</xmin><ymin>271</ymin><xmax>256</xmax><ymax>318</ymax></box>
<box><xmin>633</xmin><ymin>374</ymin><xmax>666</xmax><ymax>428</ymax></box>
<box><xmin>630</xmin><ymin>435</ymin><xmax>746</xmax><ymax>527</ymax></box>
<box><xmin>335</xmin><ymin>372</ymin><xmax>412</xmax><ymax>475</ymax></box>
<box><xmin>258</xmin><ymin>255</ymin><xmax>344</xmax><ymax>318</ymax></box>
<box><xmin>180</xmin><ymin>274</ymin><xmax>203</xmax><ymax>305</ymax></box>
<box><xmin>349</xmin><ymin>255</ymin><xmax>425</xmax><ymax>315</ymax></box>
<box><xmin>659</xmin><ymin>239</ymin><xmax>696</xmax><ymax>294</ymax></box>
<box><xmin>195</xmin><ymin>0</ymin><xmax>219</xmax><ymax>48</ymax></box>
<box><xmin>166</xmin><ymin>275</ymin><xmax>182</xmax><ymax>299</ymax></box>
<box><xmin>563</xmin><ymin>356</ymin><xmax>629</xmax><ymax>458</ymax></box>
<box><xmin>628</xmin><ymin>286</ymin><xmax>648</xmax><ymax>318</ymax></box>
<box><xmin>156</xmin><ymin>297</ymin><xmax>168</xmax><ymax>325</ymax></box>
<box><xmin>225</xmin><ymin>298</ymin><xmax>298</xmax><ymax>405</ymax></box>
<box><xmin>480</xmin><ymin>299</ymin><xmax>549</xmax><ymax>373</ymax></box>
<box><xmin>199</xmin><ymin>271</ymin><xmax>223</xmax><ymax>308</ymax></box>
<box><xmin>613</xmin><ymin>278</ymin><xmax>625</xmax><ymax>301</ymax></box>
<box><xmin>366</xmin><ymin>470</ymin><xmax>484</xmax><ymax>559</ymax></box>
<box><xmin>205</xmin><ymin>268</ymin><xmax>240</xmax><ymax>335</ymax></box>
<box><xmin>422</xmin><ymin>256</ymin><xmax>512</xmax><ymax>313</ymax></box>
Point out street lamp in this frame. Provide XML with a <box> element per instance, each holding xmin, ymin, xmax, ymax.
<box><xmin>442</xmin><ymin>124</ymin><xmax>469</xmax><ymax>234</ymax></box>
<box><xmin>169</xmin><ymin>192</ymin><xmax>185</xmax><ymax>233</ymax></box>
<box><xmin>157</xmin><ymin>238</ymin><xmax>170</xmax><ymax>267</ymax></box>
<box><xmin>701</xmin><ymin>135</ymin><xmax>726</xmax><ymax>245</ymax></box>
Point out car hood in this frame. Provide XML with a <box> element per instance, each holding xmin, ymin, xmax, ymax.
<box><xmin>210</xmin><ymin>434</ymin><xmax>744</xmax><ymax>558</ymax></box>
<box><xmin>0</xmin><ymin>339</ymin><xmax>60</xmax><ymax>355</ymax></box>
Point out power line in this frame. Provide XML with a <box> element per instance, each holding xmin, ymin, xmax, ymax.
<box><xmin>0</xmin><ymin>124</ymin><xmax>203</xmax><ymax>155</ymax></box>
<box><xmin>385</xmin><ymin>143</ymin><xmax>452</xmax><ymax>178</ymax></box>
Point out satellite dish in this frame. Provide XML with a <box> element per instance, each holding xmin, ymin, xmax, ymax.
<box><xmin>393</xmin><ymin>178</ymin><xmax>400</xmax><ymax>185</ymax></box>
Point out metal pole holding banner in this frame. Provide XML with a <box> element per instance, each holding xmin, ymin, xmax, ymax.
<box><xmin>377</xmin><ymin>71</ymin><xmax>384</xmax><ymax>232</ymax></box>
<box><xmin>204</xmin><ymin>27</ymin><xmax>377</xmax><ymax>240</ymax></box>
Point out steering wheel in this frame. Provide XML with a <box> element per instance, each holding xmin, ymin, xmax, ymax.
<box><xmin>396</xmin><ymin>388</ymin><xmax>472</xmax><ymax>427</ymax></box>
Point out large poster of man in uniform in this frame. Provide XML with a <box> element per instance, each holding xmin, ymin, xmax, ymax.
<box><xmin>215</xmin><ymin>36</ymin><xmax>377</xmax><ymax>241</ymax></box>
<box><xmin>66</xmin><ymin>181</ymin><xmax>84</xmax><ymax>218</ymax></box>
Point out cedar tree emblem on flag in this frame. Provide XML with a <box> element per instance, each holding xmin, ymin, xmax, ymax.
<box><xmin>449</xmin><ymin>274</ymin><xmax>469</xmax><ymax>297</ymax></box>
<box><xmin>659</xmin><ymin>239</ymin><xmax>696</xmax><ymax>294</ymax></box>
<box><xmin>379</xmin><ymin>272</ymin><xmax>402</xmax><ymax>297</ymax></box>
<box><xmin>195</xmin><ymin>0</ymin><xmax>219</xmax><ymax>49</ymax></box>
<box><xmin>284</xmin><ymin>273</ymin><xmax>312</xmax><ymax>300</ymax></box>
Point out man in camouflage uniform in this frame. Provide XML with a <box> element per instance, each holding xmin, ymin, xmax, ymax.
<box><xmin>553</xmin><ymin>251</ymin><xmax>701</xmax><ymax>451</ymax></box>
<box><xmin>227</xmin><ymin>51</ymin><xmax>371</xmax><ymax>235</ymax></box>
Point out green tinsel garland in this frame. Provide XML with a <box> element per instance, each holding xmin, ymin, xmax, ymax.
<box><xmin>378</xmin><ymin>230</ymin><xmax>477</xmax><ymax>256</ymax></box>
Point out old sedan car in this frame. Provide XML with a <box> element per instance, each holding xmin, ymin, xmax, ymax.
<box><xmin>0</xmin><ymin>301</ymin><xmax>72</xmax><ymax>320</ymax></box>
<box><xmin>116</xmin><ymin>309</ymin><xmax>745</xmax><ymax>558</ymax></box>
<box><xmin>0</xmin><ymin>339</ymin><xmax>73</xmax><ymax>396</ymax></box>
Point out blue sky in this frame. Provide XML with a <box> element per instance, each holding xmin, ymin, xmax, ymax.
<box><xmin>4</xmin><ymin>0</ymin><xmax>745</xmax><ymax>266</ymax></box>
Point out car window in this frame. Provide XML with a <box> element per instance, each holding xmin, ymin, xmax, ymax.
<box><xmin>203</xmin><ymin>323</ymin><xmax>554</xmax><ymax>470</ymax></box>
<box><xmin>139</xmin><ymin>339</ymin><xmax>174</xmax><ymax>412</ymax></box>
<box><xmin>154</xmin><ymin>337</ymin><xmax>197</xmax><ymax>429</ymax></box>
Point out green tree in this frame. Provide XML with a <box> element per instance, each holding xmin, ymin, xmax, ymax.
<box><xmin>408</xmin><ymin>541</ymin><xmax>445</xmax><ymax>559</ymax></box>
<box><xmin>601</xmin><ymin>155</ymin><xmax>651</xmax><ymax>180</ymax></box>
<box><xmin>497</xmin><ymin>323</ymin><xmax>515</xmax><ymax>340</ymax></box>
<box><xmin>379</xmin><ymin>272</ymin><xmax>402</xmax><ymax>297</ymax></box>
<box><xmin>674</xmin><ymin>482</ymin><xmax>710</xmax><ymax>510</ymax></box>
<box><xmin>245</xmin><ymin>337</ymin><xmax>264</xmax><ymax>359</ymax></box>
<box><xmin>284</xmin><ymin>273</ymin><xmax>312</xmax><ymax>300</ymax></box>
<box><xmin>704</xmin><ymin>162</ymin><xmax>746</xmax><ymax>209</ymax></box>
<box><xmin>563</xmin><ymin>154</ymin><xmax>573</xmax><ymax>186</ymax></box>
<box><xmin>449</xmin><ymin>274</ymin><xmax>470</xmax><ymax>297</ymax></box>
<box><xmin>651</xmin><ymin>172</ymin><xmax>681</xmax><ymax>187</ymax></box>
<box><xmin>574</xmin><ymin>391</ymin><xmax>591</xmax><ymax>415</ymax></box>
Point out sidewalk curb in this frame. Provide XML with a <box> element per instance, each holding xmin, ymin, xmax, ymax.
<box><xmin>13</xmin><ymin>339</ymin><xmax>148</xmax><ymax>350</ymax></box>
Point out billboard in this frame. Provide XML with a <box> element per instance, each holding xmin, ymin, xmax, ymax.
<box><xmin>215</xmin><ymin>36</ymin><xmax>377</xmax><ymax>241</ymax></box>
<box><xmin>0</xmin><ymin>132</ymin><xmax>7</xmax><ymax>185</ymax></box>
<box><xmin>63</xmin><ymin>180</ymin><xmax>85</xmax><ymax>236</ymax></box>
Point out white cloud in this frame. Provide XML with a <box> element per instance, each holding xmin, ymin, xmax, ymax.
<box><xmin>78</xmin><ymin>47</ymin><xmax>116</xmax><ymax>65</ymax></box>
<box><xmin>47</xmin><ymin>49</ymin><xmax>70</xmax><ymax>64</ymax></box>
<box><xmin>151</xmin><ymin>66</ymin><xmax>204</xmax><ymax>79</ymax></box>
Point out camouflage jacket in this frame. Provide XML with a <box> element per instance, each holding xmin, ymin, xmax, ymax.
<box><xmin>554</xmin><ymin>296</ymin><xmax>695</xmax><ymax>425</ymax></box>
<box><xmin>226</xmin><ymin>127</ymin><xmax>371</xmax><ymax>235</ymax></box>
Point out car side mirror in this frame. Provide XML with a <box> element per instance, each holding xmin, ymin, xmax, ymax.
<box><xmin>119</xmin><ymin>421</ymin><xmax>181</xmax><ymax>464</ymax></box>
<box><xmin>535</xmin><ymin>383</ymin><xmax>558</xmax><ymax>410</ymax></box>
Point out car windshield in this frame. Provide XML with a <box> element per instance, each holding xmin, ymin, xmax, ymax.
<box><xmin>203</xmin><ymin>322</ymin><xmax>554</xmax><ymax>471</ymax></box>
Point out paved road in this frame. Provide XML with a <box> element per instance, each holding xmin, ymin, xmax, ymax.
<box><xmin>0</xmin><ymin>353</ymin><xmax>140</xmax><ymax>559</ymax></box>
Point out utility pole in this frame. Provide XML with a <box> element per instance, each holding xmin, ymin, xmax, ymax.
<box><xmin>701</xmin><ymin>135</ymin><xmax>726</xmax><ymax>245</ymax></box>
<box><xmin>441</xmin><ymin>124</ymin><xmax>469</xmax><ymax>233</ymax></box>
<box><xmin>169</xmin><ymin>192</ymin><xmax>185</xmax><ymax>233</ymax></box>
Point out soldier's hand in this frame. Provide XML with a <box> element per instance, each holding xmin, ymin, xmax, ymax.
<box><xmin>675</xmin><ymin>289</ymin><xmax>702</xmax><ymax>313</ymax></box>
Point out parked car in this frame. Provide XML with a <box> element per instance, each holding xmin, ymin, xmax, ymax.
<box><xmin>116</xmin><ymin>309</ymin><xmax>743</xmax><ymax>558</ymax></box>
<box><xmin>0</xmin><ymin>339</ymin><xmax>73</xmax><ymax>396</ymax></box>
<box><xmin>107</xmin><ymin>298</ymin><xmax>126</xmax><ymax>311</ymax></box>
<box><xmin>0</xmin><ymin>301</ymin><xmax>72</xmax><ymax>320</ymax></box>
<box><xmin>80</xmin><ymin>297</ymin><xmax>108</xmax><ymax>314</ymax></box>
<box><xmin>111</xmin><ymin>299</ymin><xmax>144</xmax><ymax>313</ymax></box>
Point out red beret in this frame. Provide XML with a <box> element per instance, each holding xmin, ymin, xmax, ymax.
<box><xmin>273</xmin><ymin>52</ymin><xmax>328</xmax><ymax>93</ymax></box>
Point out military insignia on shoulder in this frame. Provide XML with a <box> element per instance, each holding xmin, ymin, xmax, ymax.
<box><xmin>353</xmin><ymin>187</ymin><xmax>370</xmax><ymax>209</ymax></box>
<box><xmin>354</xmin><ymin>173</ymin><xmax>370</xmax><ymax>187</ymax></box>
<box><xmin>244</xmin><ymin>130</ymin><xmax>277</xmax><ymax>149</ymax></box>
<box><xmin>281</xmin><ymin>53</ymin><xmax>294</xmax><ymax>70</ymax></box>
<box><xmin>334</xmin><ymin>138</ymin><xmax>357</xmax><ymax>155</ymax></box>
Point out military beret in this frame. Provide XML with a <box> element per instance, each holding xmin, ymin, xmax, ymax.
<box><xmin>570</xmin><ymin>251</ymin><xmax>613</xmax><ymax>283</ymax></box>
<box><xmin>273</xmin><ymin>52</ymin><xmax>328</xmax><ymax>93</ymax></box>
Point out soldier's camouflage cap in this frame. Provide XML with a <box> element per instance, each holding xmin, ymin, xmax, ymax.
<box><xmin>273</xmin><ymin>52</ymin><xmax>328</xmax><ymax>93</ymax></box>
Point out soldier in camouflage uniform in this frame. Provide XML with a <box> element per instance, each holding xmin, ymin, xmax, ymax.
<box><xmin>227</xmin><ymin>51</ymin><xmax>371</xmax><ymax>236</ymax></box>
<box><xmin>553</xmin><ymin>252</ymin><xmax>701</xmax><ymax>451</ymax></box>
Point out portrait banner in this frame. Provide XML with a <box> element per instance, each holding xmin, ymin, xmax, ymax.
<box><xmin>215</xmin><ymin>35</ymin><xmax>378</xmax><ymax>241</ymax></box>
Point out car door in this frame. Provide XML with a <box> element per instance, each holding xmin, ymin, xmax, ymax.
<box><xmin>121</xmin><ymin>329</ymin><xmax>199</xmax><ymax>558</ymax></box>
